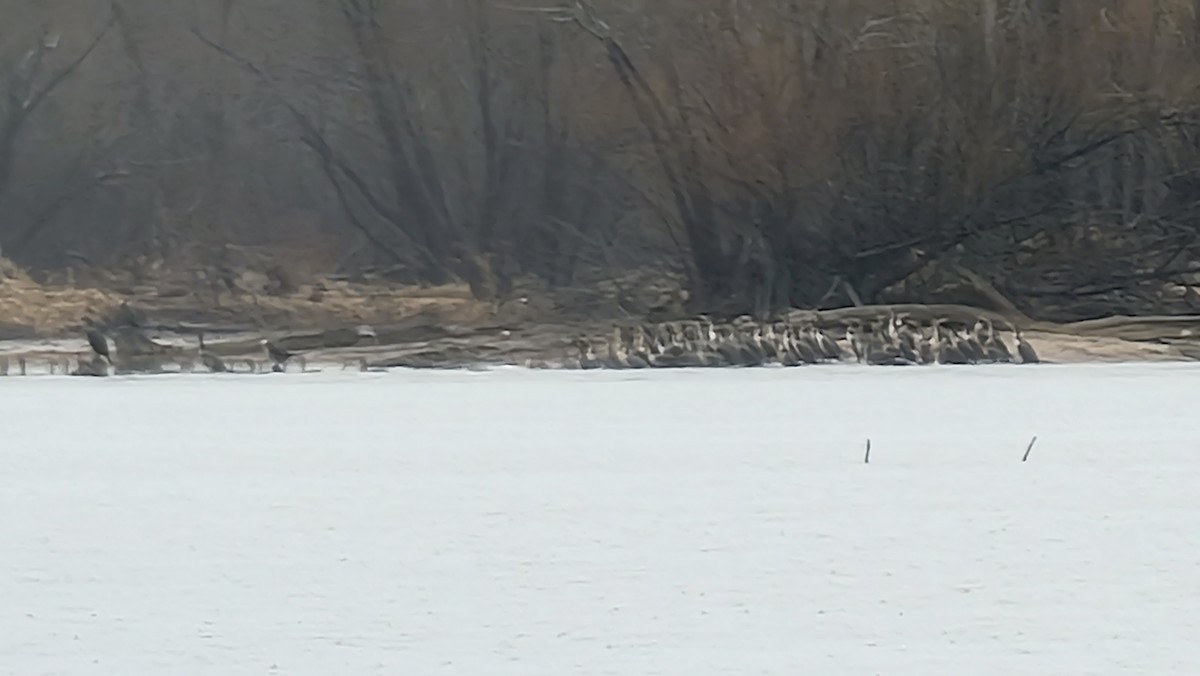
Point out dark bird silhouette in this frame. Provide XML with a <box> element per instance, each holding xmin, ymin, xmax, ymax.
<box><xmin>792</xmin><ymin>329</ymin><xmax>821</xmax><ymax>364</ymax></box>
<box><xmin>574</xmin><ymin>336</ymin><xmax>603</xmax><ymax>370</ymax></box>
<box><xmin>261</xmin><ymin>338</ymin><xmax>295</xmax><ymax>372</ymax></box>
<box><xmin>810</xmin><ymin>326</ymin><xmax>843</xmax><ymax>361</ymax></box>
<box><xmin>981</xmin><ymin>320</ymin><xmax>1013</xmax><ymax>363</ymax></box>
<box><xmin>1015</xmin><ymin>329</ymin><xmax>1040</xmax><ymax>364</ymax></box>
<box><xmin>198</xmin><ymin>333</ymin><xmax>227</xmax><ymax>373</ymax></box>
<box><xmin>933</xmin><ymin>319</ymin><xmax>970</xmax><ymax>365</ymax></box>
<box><xmin>845</xmin><ymin>322</ymin><xmax>865</xmax><ymax>363</ymax></box>
<box><xmin>84</xmin><ymin>318</ymin><xmax>112</xmax><ymax>365</ymax></box>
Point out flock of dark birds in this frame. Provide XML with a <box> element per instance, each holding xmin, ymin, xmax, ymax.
<box><xmin>563</xmin><ymin>313</ymin><xmax>1039</xmax><ymax>369</ymax></box>
<box><xmin>0</xmin><ymin>320</ymin><xmax>356</xmax><ymax>377</ymax></box>
<box><xmin>75</xmin><ymin>321</ymin><xmax>305</xmax><ymax>376</ymax></box>
<box><xmin>0</xmin><ymin>310</ymin><xmax>1041</xmax><ymax>377</ymax></box>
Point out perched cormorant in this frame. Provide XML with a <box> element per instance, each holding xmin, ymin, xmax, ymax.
<box><xmin>895</xmin><ymin>335</ymin><xmax>920</xmax><ymax>364</ymax></box>
<box><xmin>845</xmin><ymin>323</ymin><xmax>864</xmax><ymax>363</ymax></box>
<box><xmin>933</xmin><ymin>320</ymin><xmax>970</xmax><ymax>365</ymax></box>
<box><xmin>198</xmin><ymin>333</ymin><xmax>227</xmax><ymax>373</ymax></box>
<box><xmin>261</xmin><ymin>338</ymin><xmax>294</xmax><ymax>371</ymax></box>
<box><xmin>981</xmin><ymin>320</ymin><xmax>1013</xmax><ymax>363</ymax></box>
<box><xmin>1015</xmin><ymin>329</ymin><xmax>1040</xmax><ymax>364</ymax></box>
<box><xmin>918</xmin><ymin>333</ymin><xmax>936</xmax><ymax>364</ymax></box>
<box><xmin>600</xmin><ymin>336</ymin><xmax>628</xmax><ymax>369</ymax></box>
<box><xmin>792</xmin><ymin>329</ymin><xmax>820</xmax><ymax>364</ymax></box>
<box><xmin>575</xmin><ymin>336</ymin><xmax>602</xmax><ymax>370</ymax></box>
<box><xmin>612</xmin><ymin>328</ymin><xmax>649</xmax><ymax>369</ymax></box>
<box><xmin>83</xmin><ymin>318</ymin><xmax>112</xmax><ymax>364</ymax></box>
<box><xmin>629</xmin><ymin>329</ymin><xmax>654</xmax><ymax>363</ymax></box>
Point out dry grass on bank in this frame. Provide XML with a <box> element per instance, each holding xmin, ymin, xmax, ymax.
<box><xmin>0</xmin><ymin>261</ymin><xmax>123</xmax><ymax>334</ymax></box>
<box><xmin>0</xmin><ymin>256</ymin><xmax>514</xmax><ymax>336</ymax></box>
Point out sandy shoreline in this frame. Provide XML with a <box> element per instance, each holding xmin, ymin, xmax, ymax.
<box><xmin>0</xmin><ymin>324</ymin><xmax>1189</xmax><ymax>376</ymax></box>
<box><xmin>1019</xmin><ymin>331</ymin><xmax>1183</xmax><ymax>363</ymax></box>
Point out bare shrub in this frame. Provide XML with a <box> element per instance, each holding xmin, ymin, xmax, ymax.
<box><xmin>5</xmin><ymin>0</ymin><xmax>1200</xmax><ymax>321</ymax></box>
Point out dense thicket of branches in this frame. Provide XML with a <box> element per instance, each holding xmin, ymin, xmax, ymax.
<box><xmin>4</xmin><ymin>0</ymin><xmax>1200</xmax><ymax>319</ymax></box>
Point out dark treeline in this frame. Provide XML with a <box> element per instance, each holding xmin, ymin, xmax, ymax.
<box><xmin>3</xmin><ymin>0</ymin><xmax>1200</xmax><ymax>320</ymax></box>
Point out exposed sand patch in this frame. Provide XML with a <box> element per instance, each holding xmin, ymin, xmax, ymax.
<box><xmin>1023</xmin><ymin>331</ymin><xmax>1182</xmax><ymax>363</ymax></box>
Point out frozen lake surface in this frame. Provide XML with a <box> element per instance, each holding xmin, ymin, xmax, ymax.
<box><xmin>2</xmin><ymin>364</ymin><xmax>1198</xmax><ymax>675</ymax></box>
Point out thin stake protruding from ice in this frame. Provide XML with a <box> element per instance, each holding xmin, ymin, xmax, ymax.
<box><xmin>864</xmin><ymin>438</ymin><xmax>871</xmax><ymax>464</ymax></box>
<box><xmin>1022</xmin><ymin>436</ymin><xmax>1038</xmax><ymax>462</ymax></box>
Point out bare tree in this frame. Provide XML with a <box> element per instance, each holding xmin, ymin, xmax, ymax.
<box><xmin>192</xmin><ymin>0</ymin><xmax>566</xmax><ymax>298</ymax></box>
<box><xmin>539</xmin><ymin>0</ymin><xmax>1200</xmax><ymax>318</ymax></box>
<box><xmin>0</xmin><ymin>12</ymin><xmax>116</xmax><ymax>257</ymax></box>
<box><xmin>4</xmin><ymin>0</ymin><xmax>1200</xmax><ymax>324</ymax></box>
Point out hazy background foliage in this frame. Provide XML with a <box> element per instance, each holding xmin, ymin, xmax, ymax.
<box><xmin>4</xmin><ymin>0</ymin><xmax>1200</xmax><ymax>319</ymax></box>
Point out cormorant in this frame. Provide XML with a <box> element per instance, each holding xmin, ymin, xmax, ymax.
<box><xmin>575</xmin><ymin>336</ymin><xmax>602</xmax><ymax>370</ymax></box>
<box><xmin>981</xmin><ymin>320</ymin><xmax>1013</xmax><ymax>363</ymax></box>
<box><xmin>84</xmin><ymin>318</ymin><xmax>112</xmax><ymax>364</ymax></box>
<box><xmin>956</xmin><ymin>323</ymin><xmax>985</xmax><ymax>363</ymax></box>
<box><xmin>918</xmin><ymin>333</ymin><xmax>936</xmax><ymax>364</ymax></box>
<box><xmin>629</xmin><ymin>329</ymin><xmax>654</xmax><ymax>364</ymax></box>
<box><xmin>933</xmin><ymin>320</ymin><xmax>970</xmax><ymax>365</ymax></box>
<box><xmin>711</xmin><ymin>326</ymin><xmax>743</xmax><ymax>366</ymax></box>
<box><xmin>728</xmin><ymin>326</ymin><xmax>764</xmax><ymax>366</ymax></box>
<box><xmin>845</xmin><ymin>322</ymin><xmax>864</xmax><ymax>363</ymax></box>
<box><xmin>261</xmin><ymin>338</ymin><xmax>294</xmax><ymax>371</ymax></box>
<box><xmin>792</xmin><ymin>329</ymin><xmax>820</xmax><ymax>364</ymax></box>
<box><xmin>198</xmin><ymin>333</ymin><xmax>227</xmax><ymax>373</ymax></box>
<box><xmin>601</xmin><ymin>335</ymin><xmax>629</xmax><ymax>369</ymax></box>
<box><xmin>775</xmin><ymin>333</ymin><xmax>801</xmax><ymax>367</ymax></box>
<box><xmin>1015</xmin><ymin>329</ymin><xmax>1040</xmax><ymax>364</ymax></box>
<box><xmin>613</xmin><ymin>329</ymin><xmax>649</xmax><ymax>369</ymax></box>
<box><xmin>808</xmin><ymin>325</ymin><xmax>841</xmax><ymax>361</ymax></box>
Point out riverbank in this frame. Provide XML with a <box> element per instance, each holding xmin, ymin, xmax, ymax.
<box><xmin>1</xmin><ymin>264</ymin><xmax>1197</xmax><ymax>371</ymax></box>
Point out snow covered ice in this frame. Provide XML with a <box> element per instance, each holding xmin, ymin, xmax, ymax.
<box><xmin>2</xmin><ymin>364</ymin><xmax>1198</xmax><ymax>675</ymax></box>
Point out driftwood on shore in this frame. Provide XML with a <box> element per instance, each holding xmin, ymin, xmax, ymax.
<box><xmin>5</xmin><ymin>301</ymin><xmax>1200</xmax><ymax>377</ymax></box>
